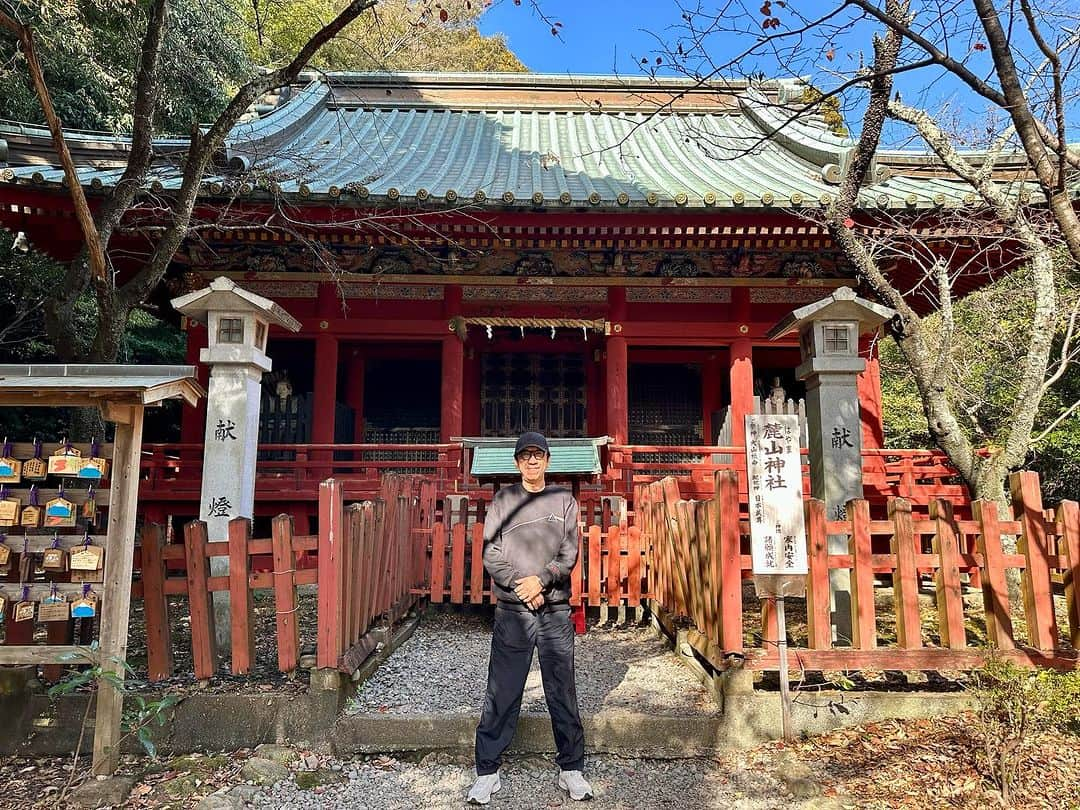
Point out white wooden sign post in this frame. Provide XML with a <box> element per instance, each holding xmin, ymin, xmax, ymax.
<box><xmin>745</xmin><ymin>413</ymin><xmax>808</xmax><ymax>741</ymax></box>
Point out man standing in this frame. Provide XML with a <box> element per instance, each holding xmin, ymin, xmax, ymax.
<box><xmin>467</xmin><ymin>431</ymin><xmax>594</xmax><ymax>805</ymax></box>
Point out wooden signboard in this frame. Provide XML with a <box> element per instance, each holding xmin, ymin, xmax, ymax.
<box><xmin>70</xmin><ymin>544</ymin><xmax>105</xmax><ymax>571</ymax></box>
<box><xmin>47</xmin><ymin>446</ymin><xmax>81</xmax><ymax>475</ymax></box>
<box><xmin>744</xmin><ymin>413</ymin><xmax>808</xmax><ymax>744</ymax></box>
<box><xmin>745</xmin><ymin>414</ymin><xmax>808</xmax><ymax>589</ymax></box>
<box><xmin>0</xmin><ymin>496</ymin><xmax>19</xmax><ymax>525</ymax></box>
<box><xmin>42</xmin><ymin>547</ymin><xmax>68</xmax><ymax>571</ymax></box>
<box><xmin>71</xmin><ymin>593</ymin><xmax>97</xmax><ymax>618</ymax></box>
<box><xmin>0</xmin><ymin>456</ymin><xmax>20</xmax><ymax>483</ymax></box>
<box><xmin>44</xmin><ymin>495</ymin><xmax>77</xmax><ymax>528</ymax></box>
<box><xmin>38</xmin><ymin>596</ymin><xmax>71</xmax><ymax>622</ymax></box>
<box><xmin>20</xmin><ymin>504</ymin><xmax>42</xmax><ymax>527</ymax></box>
<box><xmin>13</xmin><ymin>600</ymin><xmax>35</xmax><ymax>623</ymax></box>
<box><xmin>22</xmin><ymin>456</ymin><xmax>46</xmax><ymax>480</ymax></box>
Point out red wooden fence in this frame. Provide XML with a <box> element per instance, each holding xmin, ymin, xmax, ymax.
<box><xmin>634</xmin><ymin>469</ymin><xmax>1079</xmax><ymax>673</ymax></box>
<box><xmin>134</xmin><ymin>474</ymin><xmax>435</xmax><ymax>680</ymax></box>
<box><xmin>418</xmin><ymin>502</ymin><xmax>650</xmax><ymax>608</ymax></box>
<box><xmin>129</xmin><ymin>466</ymin><xmax>1076</xmax><ymax>682</ymax></box>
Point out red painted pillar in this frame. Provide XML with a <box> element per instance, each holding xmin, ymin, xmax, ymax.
<box><xmin>312</xmin><ymin>332</ymin><xmax>339</xmax><ymax>477</ymax></box>
<box><xmin>606</xmin><ymin>287</ymin><xmax>629</xmax><ymax>445</ymax></box>
<box><xmin>857</xmin><ymin>334</ymin><xmax>885</xmax><ymax>449</ymax></box>
<box><xmin>181</xmin><ymin>321</ymin><xmax>207</xmax><ymax>438</ymax></box>
<box><xmin>441</xmin><ymin>336</ymin><xmax>464</xmax><ymax>441</ymax></box>
<box><xmin>729</xmin><ymin>288</ymin><xmax>753</xmax><ymax>448</ymax></box>
<box><xmin>345</xmin><ymin>349</ymin><xmax>365</xmax><ymax>443</ymax></box>
<box><xmin>702</xmin><ymin>352</ymin><xmax>723</xmax><ymax>444</ymax></box>
<box><xmin>605</xmin><ymin>337</ymin><xmax>628</xmax><ymax>444</ymax></box>
<box><xmin>729</xmin><ymin>338</ymin><xmax>754</xmax><ymax>447</ymax></box>
<box><xmin>441</xmin><ymin>285</ymin><xmax>465</xmax><ymax>442</ymax></box>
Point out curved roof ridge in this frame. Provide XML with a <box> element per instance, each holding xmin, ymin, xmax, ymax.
<box><xmin>739</xmin><ymin>85</ymin><xmax>853</xmax><ymax>170</ymax></box>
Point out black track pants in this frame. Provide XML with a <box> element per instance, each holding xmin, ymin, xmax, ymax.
<box><xmin>475</xmin><ymin>605</ymin><xmax>585</xmax><ymax>775</ymax></box>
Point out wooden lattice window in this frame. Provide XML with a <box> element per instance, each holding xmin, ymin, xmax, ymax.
<box><xmin>481</xmin><ymin>353</ymin><xmax>586</xmax><ymax>438</ymax></box>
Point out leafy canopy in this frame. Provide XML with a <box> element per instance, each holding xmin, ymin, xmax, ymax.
<box><xmin>240</xmin><ymin>0</ymin><xmax>524</xmax><ymax>72</ymax></box>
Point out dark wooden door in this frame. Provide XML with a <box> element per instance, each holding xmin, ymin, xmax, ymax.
<box><xmin>481</xmin><ymin>352</ymin><xmax>587</xmax><ymax>437</ymax></box>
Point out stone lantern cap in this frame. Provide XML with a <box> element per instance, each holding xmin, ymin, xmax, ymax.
<box><xmin>170</xmin><ymin>276</ymin><xmax>301</xmax><ymax>332</ymax></box>
<box><xmin>766</xmin><ymin>286</ymin><xmax>895</xmax><ymax>339</ymax></box>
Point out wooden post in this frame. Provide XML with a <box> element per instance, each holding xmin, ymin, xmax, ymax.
<box><xmin>606</xmin><ymin>287</ymin><xmax>629</xmax><ymax>445</ymax></box>
<box><xmin>1009</xmin><ymin>471</ymin><xmax>1058</xmax><ymax>650</ymax></box>
<box><xmin>607</xmin><ymin>524</ymin><xmax>623</xmax><ymax>608</ymax></box>
<box><xmin>317</xmin><ymin>479</ymin><xmax>344</xmax><ymax>669</ymax></box>
<box><xmin>271</xmin><ymin>514</ymin><xmax>300</xmax><ymax>673</ymax></box>
<box><xmin>92</xmin><ymin>403</ymin><xmax>144</xmax><ymax>776</ymax></box>
<box><xmin>441</xmin><ymin>335</ymin><xmax>464</xmax><ymax>442</ymax></box>
<box><xmin>430</xmin><ymin>521</ymin><xmax>446</xmax><ymax>603</ymax></box>
<box><xmin>848</xmin><ymin>499</ymin><xmax>876</xmax><ymax>649</ymax></box>
<box><xmin>716</xmin><ymin>470</ymin><xmax>743</xmax><ymax>653</ymax></box>
<box><xmin>312</xmin><ymin>333</ymin><xmax>339</xmax><ymax>478</ymax></box>
<box><xmin>605</xmin><ymin>335</ymin><xmax>628</xmax><ymax>445</ymax></box>
<box><xmin>228</xmin><ymin>517</ymin><xmax>255</xmax><ymax>674</ymax></box>
<box><xmin>930</xmin><ymin>499</ymin><xmax>966</xmax><ymax>649</ymax></box>
<box><xmin>728</xmin><ymin>335</ymin><xmax>753</xmax><ymax>449</ymax></box>
<box><xmin>588</xmin><ymin>525</ymin><xmax>602</xmax><ymax>607</ymax></box>
<box><xmin>140</xmin><ymin>523</ymin><xmax>173</xmax><ymax>681</ymax></box>
<box><xmin>626</xmin><ymin>525</ymin><xmax>642</xmax><ymax>607</ymax></box>
<box><xmin>450</xmin><ymin>522</ymin><xmax>466</xmax><ymax>603</ymax></box>
<box><xmin>184</xmin><ymin>520</ymin><xmax>217</xmax><ymax>680</ymax></box>
<box><xmin>1057</xmin><ymin>500</ymin><xmax>1080</xmax><ymax>649</ymax></box>
<box><xmin>805</xmin><ymin>499</ymin><xmax>832</xmax><ymax>649</ymax></box>
<box><xmin>972</xmin><ymin>500</ymin><xmax>1014</xmax><ymax>649</ymax></box>
<box><xmin>470</xmin><ymin>522</ymin><xmax>485</xmax><ymax>604</ymax></box>
<box><xmin>776</xmin><ymin>595</ymin><xmax>793</xmax><ymax>742</ymax></box>
<box><xmin>889</xmin><ymin>497</ymin><xmax>923</xmax><ymax>649</ymax></box>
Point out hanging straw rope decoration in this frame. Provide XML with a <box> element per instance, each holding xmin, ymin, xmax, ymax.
<box><xmin>451</xmin><ymin>316</ymin><xmax>609</xmax><ymax>333</ymax></box>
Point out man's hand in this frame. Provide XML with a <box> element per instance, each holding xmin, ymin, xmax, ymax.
<box><xmin>526</xmin><ymin>593</ymin><xmax>545</xmax><ymax>611</ymax></box>
<box><xmin>514</xmin><ymin>575</ymin><xmax>543</xmax><ymax>603</ymax></box>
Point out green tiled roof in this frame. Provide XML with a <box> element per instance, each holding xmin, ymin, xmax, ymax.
<box><xmin>466</xmin><ymin>437</ymin><xmax>605</xmax><ymax>477</ymax></box>
<box><xmin>1</xmin><ymin>73</ymin><xmax>1042</xmax><ymax>212</ymax></box>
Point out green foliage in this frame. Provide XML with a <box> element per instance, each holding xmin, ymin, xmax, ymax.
<box><xmin>241</xmin><ymin>0</ymin><xmax>526</xmax><ymax>72</ymax></box>
<box><xmin>799</xmin><ymin>85</ymin><xmax>848</xmax><ymax>138</ymax></box>
<box><xmin>0</xmin><ymin>0</ymin><xmax>251</xmax><ymax>133</ymax></box>
<box><xmin>879</xmin><ymin>260</ymin><xmax>1080</xmax><ymax>501</ymax></box>
<box><xmin>970</xmin><ymin>658</ymin><xmax>1080</xmax><ymax>803</ymax></box>
<box><xmin>119</xmin><ymin>309</ymin><xmax>185</xmax><ymax>365</ymax></box>
<box><xmin>48</xmin><ymin>653</ymin><xmax>183</xmax><ymax>758</ymax></box>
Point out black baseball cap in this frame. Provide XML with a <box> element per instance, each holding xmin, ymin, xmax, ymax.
<box><xmin>514</xmin><ymin>431</ymin><xmax>550</xmax><ymax>457</ymax></box>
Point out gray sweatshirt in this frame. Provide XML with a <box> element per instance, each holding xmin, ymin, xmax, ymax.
<box><xmin>482</xmin><ymin>483</ymin><xmax>580</xmax><ymax>609</ymax></box>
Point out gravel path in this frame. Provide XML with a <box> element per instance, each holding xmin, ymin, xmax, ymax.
<box><xmin>348</xmin><ymin>611</ymin><xmax>718</xmax><ymax>717</ymax></box>
<box><xmin>253</xmin><ymin>753</ymin><xmax>801</xmax><ymax>810</ymax></box>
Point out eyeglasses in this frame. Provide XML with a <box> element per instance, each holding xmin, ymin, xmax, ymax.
<box><xmin>515</xmin><ymin>450</ymin><xmax>547</xmax><ymax>461</ymax></box>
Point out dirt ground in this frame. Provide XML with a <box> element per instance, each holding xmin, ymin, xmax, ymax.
<box><xmin>1</xmin><ymin>713</ymin><xmax>1077</xmax><ymax>809</ymax></box>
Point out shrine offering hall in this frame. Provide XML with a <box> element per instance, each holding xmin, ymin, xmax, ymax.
<box><xmin>3</xmin><ymin>72</ymin><xmax>991</xmax><ymax>466</ymax></box>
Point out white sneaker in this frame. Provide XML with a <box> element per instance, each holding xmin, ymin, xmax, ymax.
<box><xmin>558</xmin><ymin>769</ymin><xmax>594</xmax><ymax>801</ymax></box>
<box><xmin>467</xmin><ymin>772</ymin><xmax>501</xmax><ymax>805</ymax></box>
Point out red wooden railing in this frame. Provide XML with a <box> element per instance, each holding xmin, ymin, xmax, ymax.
<box><xmin>634</xmin><ymin>469</ymin><xmax>1079</xmax><ymax>673</ymax></box>
<box><xmin>139</xmin><ymin>442</ymin><xmax>461</xmax><ymax>499</ymax></box>
<box><xmin>419</xmin><ymin>503</ymin><xmax>649</xmax><ymax>608</ymax></box>
<box><xmin>129</xmin><ymin>466</ymin><xmax>1076</xmax><ymax>681</ymax></box>
<box><xmin>134</xmin><ymin>474</ymin><xmax>436</xmax><ymax>680</ymax></box>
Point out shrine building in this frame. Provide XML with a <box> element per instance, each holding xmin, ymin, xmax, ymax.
<box><xmin>0</xmin><ymin>73</ymin><xmax>1006</xmax><ymax>522</ymax></box>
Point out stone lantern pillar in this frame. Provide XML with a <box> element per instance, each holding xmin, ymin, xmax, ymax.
<box><xmin>768</xmin><ymin>287</ymin><xmax>895</xmax><ymax>643</ymax></box>
<box><xmin>171</xmin><ymin>277</ymin><xmax>301</xmax><ymax>651</ymax></box>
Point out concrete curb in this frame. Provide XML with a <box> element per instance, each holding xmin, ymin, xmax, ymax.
<box><xmin>332</xmin><ymin>691</ymin><xmax>973</xmax><ymax>757</ymax></box>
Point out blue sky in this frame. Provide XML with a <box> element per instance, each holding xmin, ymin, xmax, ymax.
<box><xmin>475</xmin><ymin>1</ymin><xmax>1026</xmax><ymax>144</ymax></box>
<box><xmin>477</xmin><ymin>0</ymin><xmax>685</xmax><ymax>76</ymax></box>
